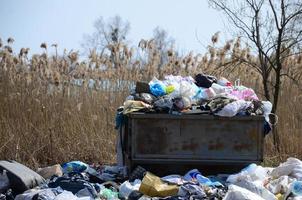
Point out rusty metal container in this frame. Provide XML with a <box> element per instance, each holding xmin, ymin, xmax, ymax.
<box><xmin>122</xmin><ymin>113</ymin><xmax>264</xmax><ymax>175</ymax></box>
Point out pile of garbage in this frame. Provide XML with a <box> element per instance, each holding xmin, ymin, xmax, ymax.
<box><xmin>1</xmin><ymin>158</ymin><xmax>302</xmax><ymax>200</ymax></box>
<box><xmin>116</xmin><ymin>74</ymin><xmax>274</xmax><ymax>132</ymax></box>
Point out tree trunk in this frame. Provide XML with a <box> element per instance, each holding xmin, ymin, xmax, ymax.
<box><xmin>271</xmin><ymin>65</ymin><xmax>282</xmax><ymax>152</ymax></box>
<box><xmin>262</xmin><ymin>73</ymin><xmax>271</xmax><ymax>101</ymax></box>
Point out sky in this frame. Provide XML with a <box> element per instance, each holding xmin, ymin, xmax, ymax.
<box><xmin>0</xmin><ymin>0</ymin><xmax>228</xmax><ymax>56</ymax></box>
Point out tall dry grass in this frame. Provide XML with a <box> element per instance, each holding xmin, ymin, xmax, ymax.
<box><xmin>0</xmin><ymin>36</ymin><xmax>301</xmax><ymax>169</ymax></box>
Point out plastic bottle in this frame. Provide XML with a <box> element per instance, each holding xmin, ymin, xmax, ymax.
<box><xmin>184</xmin><ymin>169</ymin><xmax>211</xmax><ymax>184</ymax></box>
<box><xmin>291</xmin><ymin>181</ymin><xmax>302</xmax><ymax>196</ymax></box>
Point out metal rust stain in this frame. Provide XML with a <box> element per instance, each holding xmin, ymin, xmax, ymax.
<box><xmin>248</xmin><ymin>128</ymin><xmax>258</xmax><ymax>141</ymax></box>
<box><xmin>137</xmin><ymin>125</ymin><xmax>168</xmax><ymax>154</ymax></box>
<box><xmin>181</xmin><ymin>138</ymin><xmax>199</xmax><ymax>151</ymax></box>
<box><xmin>233</xmin><ymin>140</ymin><xmax>253</xmax><ymax>152</ymax></box>
<box><xmin>208</xmin><ymin>138</ymin><xmax>224</xmax><ymax>151</ymax></box>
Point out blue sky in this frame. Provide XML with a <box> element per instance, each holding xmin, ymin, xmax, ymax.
<box><xmin>0</xmin><ymin>0</ymin><xmax>227</xmax><ymax>55</ymax></box>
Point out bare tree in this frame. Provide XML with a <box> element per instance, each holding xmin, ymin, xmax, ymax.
<box><xmin>152</xmin><ymin>26</ymin><xmax>175</xmax><ymax>53</ymax></box>
<box><xmin>82</xmin><ymin>15</ymin><xmax>131</xmax><ymax>68</ymax></box>
<box><xmin>209</xmin><ymin>0</ymin><xmax>302</xmax><ymax>150</ymax></box>
<box><xmin>209</xmin><ymin>0</ymin><xmax>302</xmax><ymax>113</ymax></box>
<box><xmin>138</xmin><ymin>27</ymin><xmax>176</xmax><ymax>76</ymax></box>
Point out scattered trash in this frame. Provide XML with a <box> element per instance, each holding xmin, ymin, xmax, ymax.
<box><xmin>0</xmin><ymin>75</ymin><xmax>290</xmax><ymax>199</ymax></box>
<box><xmin>1</xmin><ymin>158</ymin><xmax>302</xmax><ymax>199</ymax></box>
<box><xmin>116</xmin><ymin>74</ymin><xmax>275</xmax><ymax>139</ymax></box>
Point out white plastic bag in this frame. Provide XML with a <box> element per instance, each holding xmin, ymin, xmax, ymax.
<box><xmin>227</xmin><ymin>163</ymin><xmax>269</xmax><ymax>184</ymax></box>
<box><xmin>271</xmin><ymin>158</ymin><xmax>302</xmax><ymax>180</ymax></box>
<box><xmin>54</xmin><ymin>191</ymin><xmax>79</xmax><ymax>200</ymax></box>
<box><xmin>200</xmin><ymin>87</ymin><xmax>216</xmax><ymax>100</ymax></box>
<box><xmin>223</xmin><ymin>185</ymin><xmax>265</xmax><ymax>200</ymax></box>
<box><xmin>262</xmin><ymin>101</ymin><xmax>272</xmax><ymax>122</ymax></box>
<box><xmin>233</xmin><ymin>179</ymin><xmax>277</xmax><ymax>200</ymax></box>
<box><xmin>266</xmin><ymin>175</ymin><xmax>296</xmax><ymax>194</ymax></box>
<box><xmin>216</xmin><ymin>100</ymin><xmax>251</xmax><ymax>117</ymax></box>
<box><xmin>211</xmin><ymin>83</ymin><xmax>229</xmax><ymax>94</ymax></box>
<box><xmin>179</xmin><ymin>81</ymin><xmax>197</xmax><ymax>99</ymax></box>
<box><xmin>217</xmin><ymin>77</ymin><xmax>232</xmax><ymax>87</ymax></box>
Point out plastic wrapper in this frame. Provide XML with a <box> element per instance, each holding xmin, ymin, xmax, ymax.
<box><xmin>139</xmin><ymin>172</ymin><xmax>179</xmax><ymax>197</ymax></box>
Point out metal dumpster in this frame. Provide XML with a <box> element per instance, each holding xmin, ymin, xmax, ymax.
<box><xmin>122</xmin><ymin>113</ymin><xmax>264</xmax><ymax>175</ymax></box>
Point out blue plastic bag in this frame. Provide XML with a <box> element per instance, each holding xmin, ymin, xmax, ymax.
<box><xmin>61</xmin><ymin>161</ymin><xmax>88</xmax><ymax>174</ymax></box>
<box><xmin>149</xmin><ymin>78</ymin><xmax>166</xmax><ymax>97</ymax></box>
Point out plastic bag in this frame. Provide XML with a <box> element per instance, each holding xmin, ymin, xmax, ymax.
<box><xmin>100</xmin><ymin>187</ymin><xmax>119</xmax><ymax>200</ymax></box>
<box><xmin>139</xmin><ymin>172</ymin><xmax>179</xmax><ymax>197</ymax></box>
<box><xmin>211</xmin><ymin>83</ymin><xmax>230</xmax><ymax>94</ymax></box>
<box><xmin>178</xmin><ymin>183</ymin><xmax>207</xmax><ymax>198</ymax></box>
<box><xmin>119</xmin><ymin>179</ymin><xmax>141</xmax><ymax>199</ymax></box>
<box><xmin>0</xmin><ymin>170</ymin><xmax>9</xmax><ymax>191</ymax></box>
<box><xmin>179</xmin><ymin>81</ymin><xmax>197</xmax><ymax>99</ymax></box>
<box><xmin>149</xmin><ymin>77</ymin><xmax>166</xmax><ymax>97</ymax></box>
<box><xmin>271</xmin><ymin>158</ymin><xmax>302</xmax><ymax>181</ymax></box>
<box><xmin>194</xmin><ymin>74</ymin><xmax>217</xmax><ymax>88</ymax></box>
<box><xmin>37</xmin><ymin>164</ymin><xmax>63</xmax><ymax>179</ymax></box>
<box><xmin>266</xmin><ymin>176</ymin><xmax>296</xmax><ymax>194</ymax></box>
<box><xmin>54</xmin><ymin>191</ymin><xmax>79</xmax><ymax>200</ymax></box>
<box><xmin>223</xmin><ymin>184</ymin><xmax>266</xmax><ymax>200</ymax></box>
<box><xmin>262</xmin><ymin>101</ymin><xmax>274</xmax><ymax>124</ymax></box>
<box><xmin>165</xmin><ymin>85</ymin><xmax>175</xmax><ymax>94</ymax></box>
<box><xmin>216</xmin><ymin>100</ymin><xmax>251</xmax><ymax>117</ymax></box>
<box><xmin>227</xmin><ymin>163</ymin><xmax>269</xmax><ymax>184</ymax></box>
<box><xmin>291</xmin><ymin>181</ymin><xmax>302</xmax><ymax>196</ymax></box>
<box><xmin>153</xmin><ymin>97</ymin><xmax>173</xmax><ymax>111</ymax></box>
<box><xmin>61</xmin><ymin>161</ymin><xmax>88</xmax><ymax>174</ymax></box>
<box><xmin>161</xmin><ymin>175</ymin><xmax>185</xmax><ymax>185</ymax></box>
<box><xmin>201</xmin><ymin>87</ymin><xmax>216</xmax><ymax>100</ymax></box>
<box><xmin>233</xmin><ymin>179</ymin><xmax>277</xmax><ymax>200</ymax></box>
<box><xmin>217</xmin><ymin>77</ymin><xmax>232</xmax><ymax>87</ymax></box>
<box><xmin>173</xmin><ymin>97</ymin><xmax>191</xmax><ymax>111</ymax></box>
<box><xmin>228</xmin><ymin>87</ymin><xmax>259</xmax><ymax>101</ymax></box>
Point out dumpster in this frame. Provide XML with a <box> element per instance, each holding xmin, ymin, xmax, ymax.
<box><xmin>122</xmin><ymin>113</ymin><xmax>264</xmax><ymax>176</ymax></box>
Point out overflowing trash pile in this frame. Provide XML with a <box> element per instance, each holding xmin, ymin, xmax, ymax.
<box><xmin>116</xmin><ymin>74</ymin><xmax>275</xmax><ymax>133</ymax></box>
<box><xmin>1</xmin><ymin>158</ymin><xmax>302</xmax><ymax>200</ymax></box>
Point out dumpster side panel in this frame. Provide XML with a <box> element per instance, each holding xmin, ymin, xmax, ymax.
<box><xmin>126</xmin><ymin>114</ymin><xmax>264</xmax><ymax>174</ymax></box>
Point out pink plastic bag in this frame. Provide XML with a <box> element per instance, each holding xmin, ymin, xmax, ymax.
<box><xmin>229</xmin><ymin>88</ymin><xmax>259</xmax><ymax>101</ymax></box>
